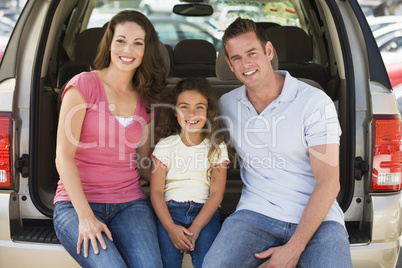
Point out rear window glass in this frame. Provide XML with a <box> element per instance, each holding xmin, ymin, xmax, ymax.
<box><xmin>87</xmin><ymin>0</ymin><xmax>300</xmax><ymax>51</ymax></box>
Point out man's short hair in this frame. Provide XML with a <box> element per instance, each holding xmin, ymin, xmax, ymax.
<box><xmin>222</xmin><ymin>17</ymin><xmax>269</xmax><ymax>57</ymax></box>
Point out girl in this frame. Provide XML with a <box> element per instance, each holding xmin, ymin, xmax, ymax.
<box><xmin>150</xmin><ymin>77</ymin><xmax>230</xmax><ymax>268</ymax></box>
<box><xmin>53</xmin><ymin>10</ymin><xmax>165</xmax><ymax>267</ymax></box>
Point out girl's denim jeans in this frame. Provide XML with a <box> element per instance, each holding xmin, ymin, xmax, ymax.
<box><xmin>157</xmin><ymin>200</ymin><xmax>221</xmax><ymax>268</ymax></box>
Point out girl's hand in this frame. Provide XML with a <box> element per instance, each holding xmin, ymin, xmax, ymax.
<box><xmin>77</xmin><ymin>215</ymin><xmax>113</xmax><ymax>258</ymax></box>
<box><xmin>167</xmin><ymin>224</ymin><xmax>194</xmax><ymax>253</ymax></box>
<box><xmin>186</xmin><ymin>227</ymin><xmax>200</xmax><ymax>252</ymax></box>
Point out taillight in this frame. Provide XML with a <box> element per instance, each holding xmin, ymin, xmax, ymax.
<box><xmin>370</xmin><ymin>114</ymin><xmax>402</xmax><ymax>192</ymax></box>
<box><xmin>0</xmin><ymin>112</ymin><xmax>13</xmax><ymax>189</ymax></box>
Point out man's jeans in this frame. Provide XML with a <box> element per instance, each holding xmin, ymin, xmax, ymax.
<box><xmin>203</xmin><ymin>209</ymin><xmax>352</xmax><ymax>268</ymax></box>
<box><xmin>53</xmin><ymin>198</ymin><xmax>162</xmax><ymax>268</ymax></box>
<box><xmin>157</xmin><ymin>201</ymin><xmax>221</xmax><ymax>268</ymax></box>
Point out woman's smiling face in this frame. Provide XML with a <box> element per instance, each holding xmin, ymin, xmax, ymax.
<box><xmin>110</xmin><ymin>21</ymin><xmax>146</xmax><ymax>72</ymax></box>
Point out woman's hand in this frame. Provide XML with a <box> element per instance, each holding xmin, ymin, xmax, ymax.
<box><xmin>167</xmin><ymin>224</ymin><xmax>194</xmax><ymax>253</ymax></box>
<box><xmin>77</xmin><ymin>215</ymin><xmax>113</xmax><ymax>258</ymax></box>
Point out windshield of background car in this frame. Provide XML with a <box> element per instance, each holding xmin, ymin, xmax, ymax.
<box><xmin>87</xmin><ymin>0</ymin><xmax>299</xmax><ymax>51</ymax></box>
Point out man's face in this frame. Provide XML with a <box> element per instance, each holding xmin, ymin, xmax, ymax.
<box><xmin>225</xmin><ymin>32</ymin><xmax>274</xmax><ymax>91</ymax></box>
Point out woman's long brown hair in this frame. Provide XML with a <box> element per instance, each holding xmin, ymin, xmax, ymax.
<box><xmin>93</xmin><ymin>10</ymin><xmax>166</xmax><ymax>111</ymax></box>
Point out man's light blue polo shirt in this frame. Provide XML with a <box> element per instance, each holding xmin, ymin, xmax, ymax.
<box><xmin>219</xmin><ymin>71</ymin><xmax>345</xmax><ymax>226</ymax></box>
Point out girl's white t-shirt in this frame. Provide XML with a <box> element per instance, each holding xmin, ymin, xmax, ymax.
<box><xmin>152</xmin><ymin>134</ymin><xmax>229</xmax><ymax>203</ymax></box>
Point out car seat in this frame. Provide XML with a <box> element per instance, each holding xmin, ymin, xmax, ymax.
<box><xmin>171</xmin><ymin>39</ymin><xmax>216</xmax><ymax>77</ymax></box>
<box><xmin>256</xmin><ymin>21</ymin><xmax>280</xmax><ymax>30</ymax></box>
<box><xmin>57</xmin><ymin>27</ymin><xmax>106</xmax><ymax>89</ymax></box>
<box><xmin>265</xmin><ymin>26</ymin><xmax>330</xmax><ymax>90</ymax></box>
<box><xmin>164</xmin><ymin>44</ymin><xmax>174</xmax><ymax>77</ymax></box>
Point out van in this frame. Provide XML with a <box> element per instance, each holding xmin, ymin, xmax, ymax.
<box><xmin>0</xmin><ymin>0</ymin><xmax>401</xmax><ymax>267</ymax></box>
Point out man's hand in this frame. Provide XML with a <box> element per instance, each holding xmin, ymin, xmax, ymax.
<box><xmin>254</xmin><ymin>243</ymin><xmax>302</xmax><ymax>268</ymax></box>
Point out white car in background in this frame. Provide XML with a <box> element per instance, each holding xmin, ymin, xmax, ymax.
<box><xmin>373</xmin><ymin>22</ymin><xmax>402</xmax><ymax>41</ymax></box>
<box><xmin>367</xmin><ymin>15</ymin><xmax>402</xmax><ymax>32</ymax></box>
<box><xmin>0</xmin><ymin>15</ymin><xmax>15</xmax><ymax>60</ymax></box>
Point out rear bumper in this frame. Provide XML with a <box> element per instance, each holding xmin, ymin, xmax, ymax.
<box><xmin>0</xmin><ymin>192</ymin><xmax>78</xmax><ymax>268</ymax></box>
<box><xmin>1</xmin><ymin>192</ymin><xmax>401</xmax><ymax>267</ymax></box>
<box><xmin>0</xmin><ymin>240</ymin><xmax>79</xmax><ymax>268</ymax></box>
<box><xmin>349</xmin><ymin>193</ymin><xmax>402</xmax><ymax>267</ymax></box>
<box><xmin>351</xmin><ymin>240</ymin><xmax>400</xmax><ymax>268</ymax></box>
<box><xmin>0</xmin><ymin>191</ymin><xmax>18</xmax><ymax>242</ymax></box>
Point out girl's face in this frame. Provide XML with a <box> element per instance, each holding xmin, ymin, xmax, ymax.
<box><xmin>110</xmin><ymin>22</ymin><xmax>145</xmax><ymax>72</ymax></box>
<box><xmin>176</xmin><ymin>90</ymin><xmax>208</xmax><ymax>134</ymax></box>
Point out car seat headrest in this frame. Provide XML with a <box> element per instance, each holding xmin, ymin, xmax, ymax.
<box><xmin>158</xmin><ymin>41</ymin><xmax>170</xmax><ymax>78</ymax></box>
<box><xmin>173</xmin><ymin>39</ymin><xmax>216</xmax><ymax>65</ymax></box>
<box><xmin>256</xmin><ymin>21</ymin><xmax>281</xmax><ymax>30</ymax></box>
<box><xmin>75</xmin><ymin>28</ymin><xmax>106</xmax><ymax>62</ymax></box>
<box><xmin>265</xmin><ymin>26</ymin><xmax>312</xmax><ymax>63</ymax></box>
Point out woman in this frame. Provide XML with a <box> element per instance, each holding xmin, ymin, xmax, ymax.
<box><xmin>53</xmin><ymin>10</ymin><xmax>165</xmax><ymax>267</ymax></box>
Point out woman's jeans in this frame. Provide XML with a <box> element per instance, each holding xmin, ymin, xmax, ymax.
<box><xmin>203</xmin><ymin>209</ymin><xmax>353</xmax><ymax>268</ymax></box>
<box><xmin>157</xmin><ymin>201</ymin><xmax>221</xmax><ymax>268</ymax></box>
<box><xmin>53</xmin><ymin>198</ymin><xmax>162</xmax><ymax>268</ymax></box>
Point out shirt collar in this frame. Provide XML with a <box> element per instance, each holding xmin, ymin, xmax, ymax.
<box><xmin>277</xmin><ymin>71</ymin><xmax>298</xmax><ymax>103</ymax></box>
<box><xmin>234</xmin><ymin>71</ymin><xmax>298</xmax><ymax>104</ymax></box>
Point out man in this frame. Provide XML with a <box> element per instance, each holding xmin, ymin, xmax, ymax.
<box><xmin>203</xmin><ymin>18</ymin><xmax>352</xmax><ymax>268</ymax></box>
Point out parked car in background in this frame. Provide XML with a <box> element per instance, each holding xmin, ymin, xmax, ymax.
<box><xmin>358</xmin><ymin>0</ymin><xmax>384</xmax><ymax>17</ymax></box>
<box><xmin>377</xmin><ymin>28</ymin><xmax>402</xmax><ymax>52</ymax></box>
<box><xmin>383</xmin><ymin>50</ymin><xmax>402</xmax><ymax>91</ymax></box>
<box><xmin>359</xmin><ymin>0</ymin><xmax>402</xmax><ymax>16</ymax></box>
<box><xmin>386</xmin><ymin>61</ymin><xmax>402</xmax><ymax>88</ymax></box>
<box><xmin>0</xmin><ymin>35</ymin><xmax>9</xmax><ymax>60</ymax></box>
<box><xmin>0</xmin><ymin>0</ymin><xmax>401</xmax><ymax>267</ymax></box>
<box><xmin>0</xmin><ymin>13</ymin><xmax>15</xmax><ymax>60</ymax></box>
<box><xmin>382</xmin><ymin>49</ymin><xmax>402</xmax><ymax>65</ymax></box>
<box><xmin>0</xmin><ymin>16</ymin><xmax>14</xmax><ymax>34</ymax></box>
<box><xmin>0</xmin><ymin>9</ymin><xmax>20</xmax><ymax>22</ymax></box>
<box><xmin>373</xmin><ymin>22</ymin><xmax>402</xmax><ymax>42</ymax></box>
<box><xmin>367</xmin><ymin>15</ymin><xmax>402</xmax><ymax>32</ymax></box>
<box><xmin>369</xmin><ymin>16</ymin><xmax>402</xmax><ymax>94</ymax></box>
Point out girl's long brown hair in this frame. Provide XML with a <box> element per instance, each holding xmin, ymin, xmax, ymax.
<box><xmin>93</xmin><ymin>10</ymin><xmax>166</xmax><ymax>111</ymax></box>
<box><xmin>154</xmin><ymin>77</ymin><xmax>232</xmax><ymax>179</ymax></box>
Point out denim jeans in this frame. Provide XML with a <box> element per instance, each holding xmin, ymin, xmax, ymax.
<box><xmin>157</xmin><ymin>201</ymin><xmax>221</xmax><ymax>268</ymax></box>
<box><xmin>203</xmin><ymin>209</ymin><xmax>352</xmax><ymax>268</ymax></box>
<box><xmin>53</xmin><ymin>198</ymin><xmax>162</xmax><ymax>268</ymax></box>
